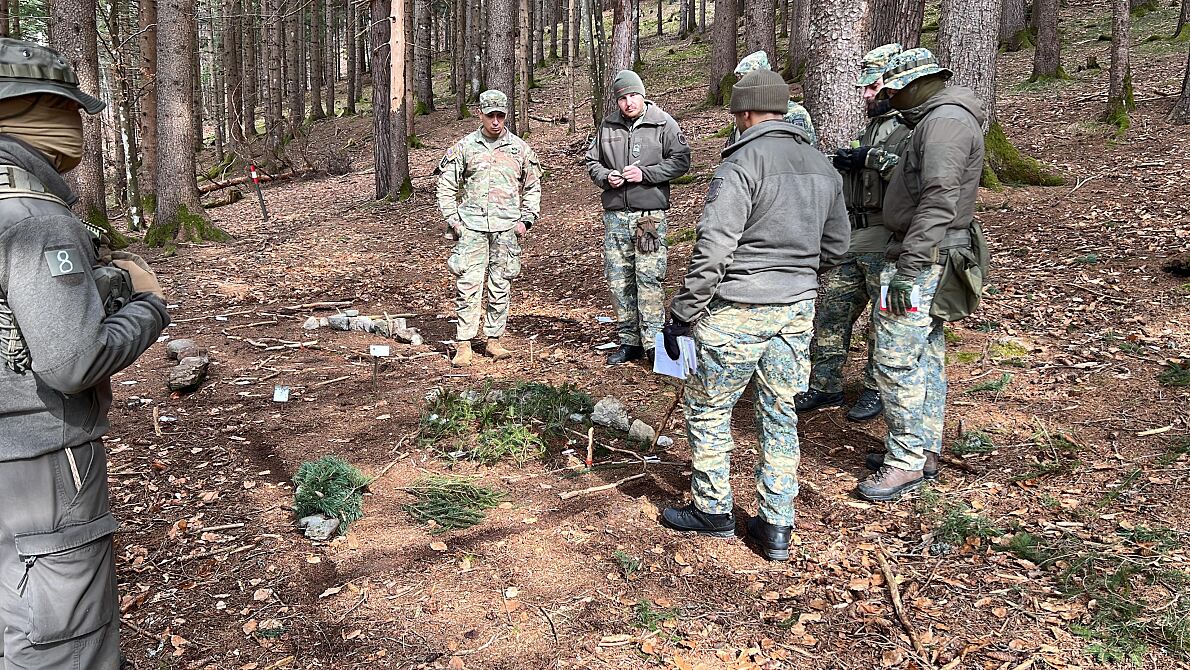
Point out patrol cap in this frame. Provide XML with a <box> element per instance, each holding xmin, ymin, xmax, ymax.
<box><xmin>734</xmin><ymin>50</ymin><xmax>771</xmax><ymax>77</ymax></box>
<box><xmin>856</xmin><ymin>43</ymin><xmax>903</xmax><ymax>87</ymax></box>
<box><xmin>879</xmin><ymin>47</ymin><xmax>952</xmax><ymax>92</ymax></box>
<box><xmin>0</xmin><ymin>38</ymin><xmax>104</xmax><ymax>114</ymax></box>
<box><xmin>479</xmin><ymin>89</ymin><xmax>508</xmax><ymax>115</ymax></box>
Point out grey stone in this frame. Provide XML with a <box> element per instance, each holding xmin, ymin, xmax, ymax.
<box><xmin>302</xmin><ymin>317</ymin><xmax>322</xmax><ymax>330</ymax></box>
<box><xmin>327</xmin><ymin>315</ymin><xmax>351</xmax><ymax>331</ymax></box>
<box><xmin>628</xmin><ymin>419</ymin><xmax>656</xmax><ymax>444</ymax></box>
<box><xmin>349</xmin><ymin>316</ymin><xmax>374</xmax><ymax>332</ymax></box>
<box><xmin>592</xmin><ymin>397</ymin><xmax>630</xmax><ymax>432</ymax></box>
<box><xmin>165</xmin><ymin>338</ymin><xmax>203</xmax><ymax>361</ymax></box>
<box><xmin>656</xmin><ymin>435</ymin><xmax>674</xmax><ymax>448</ymax></box>
<box><xmin>168</xmin><ymin>355</ymin><xmax>210</xmax><ymax>393</ymax></box>
<box><xmin>568</xmin><ymin>413</ymin><xmax>587</xmax><ymax>424</ymax></box>
<box><xmin>392</xmin><ymin>327</ymin><xmax>423</xmax><ymax>346</ymax></box>
<box><xmin>298</xmin><ymin>514</ymin><xmax>341</xmax><ymax>541</ymax></box>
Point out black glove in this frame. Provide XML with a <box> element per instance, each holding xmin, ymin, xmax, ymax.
<box><xmin>662</xmin><ymin>317</ymin><xmax>689</xmax><ymax>360</ymax></box>
<box><xmin>832</xmin><ymin>146</ymin><xmax>872</xmax><ymax>172</ymax></box>
<box><xmin>635</xmin><ymin>217</ymin><xmax>661</xmax><ymax>254</ymax></box>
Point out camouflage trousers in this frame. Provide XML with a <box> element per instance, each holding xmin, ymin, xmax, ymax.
<box><xmin>602</xmin><ymin>210</ymin><xmax>668</xmax><ymax>348</ymax></box>
<box><xmin>447</xmin><ymin>228</ymin><xmax>523</xmax><ymax>341</ymax></box>
<box><xmin>684</xmin><ymin>299</ymin><xmax>814</xmax><ymax>527</ymax></box>
<box><xmin>872</xmin><ymin>265</ymin><xmax>945</xmax><ymax>472</ymax></box>
<box><xmin>809</xmin><ymin>253</ymin><xmax>885</xmax><ymax>394</ymax></box>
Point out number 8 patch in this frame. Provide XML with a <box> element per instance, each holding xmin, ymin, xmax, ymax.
<box><xmin>44</xmin><ymin>247</ymin><xmax>83</xmax><ymax>277</ymax></box>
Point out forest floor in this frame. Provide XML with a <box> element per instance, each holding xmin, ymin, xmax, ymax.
<box><xmin>111</xmin><ymin>3</ymin><xmax>1189</xmax><ymax>670</ymax></box>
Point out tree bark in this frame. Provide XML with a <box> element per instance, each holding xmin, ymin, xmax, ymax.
<box><xmin>1105</xmin><ymin>0</ymin><xmax>1133</xmax><ymax>126</ymax></box>
<box><xmin>1171</xmin><ymin>40</ymin><xmax>1190</xmax><ymax>124</ymax></box>
<box><xmin>603</xmin><ymin>0</ymin><xmax>634</xmax><ymax>116</ymax></box>
<box><xmin>1176</xmin><ymin>0</ymin><xmax>1189</xmax><ymax>38</ymax></box>
<box><xmin>805</xmin><ymin>0</ymin><xmax>867</xmax><ymax>151</ymax></box>
<box><xmin>346</xmin><ymin>0</ymin><xmax>358</xmax><ymax>114</ymax></box>
<box><xmin>325</xmin><ymin>0</ymin><xmax>335</xmax><ymax>115</ymax></box>
<box><xmin>708</xmin><ymin>0</ymin><xmax>735</xmax><ymax>104</ymax></box>
<box><xmin>550</xmin><ymin>0</ymin><xmax>559</xmax><ymax>58</ymax></box>
<box><xmin>1030</xmin><ymin>0</ymin><xmax>1063</xmax><ymax>79</ymax></box>
<box><xmin>517</xmin><ymin>0</ymin><xmax>531</xmax><ymax>134</ymax></box>
<box><xmin>415</xmin><ymin>0</ymin><xmax>435</xmax><ymax>111</ymax></box>
<box><xmin>744</xmin><ymin>0</ymin><xmax>775</xmax><ymax>61</ymax></box>
<box><xmin>310</xmin><ymin>0</ymin><xmax>327</xmax><ymax>119</ymax></box>
<box><xmin>285</xmin><ymin>0</ymin><xmax>304</xmax><ymax>129</ymax></box>
<box><xmin>655</xmin><ymin>0</ymin><xmax>662</xmax><ymax>36</ymax></box>
<box><xmin>786</xmin><ymin>0</ymin><xmax>810</xmax><ymax>79</ymax></box>
<box><xmin>223</xmin><ymin>0</ymin><xmax>245</xmax><ymax>143</ymax></box>
<box><xmin>0</xmin><ymin>0</ymin><xmax>9</xmax><ymax>36</ymax></box>
<box><xmin>562</xmin><ymin>0</ymin><xmax>570</xmax><ymax>60</ymax></box>
<box><xmin>371</xmin><ymin>0</ymin><xmax>412</xmax><ymax>199</ymax></box>
<box><xmin>453</xmin><ymin>0</ymin><xmax>467</xmax><ymax>116</ymax></box>
<box><xmin>868</xmin><ymin>0</ymin><xmax>924</xmax><ymax>48</ymax></box>
<box><xmin>698</xmin><ymin>0</ymin><xmax>705</xmax><ymax>33</ymax></box>
<box><xmin>470</xmin><ymin>0</ymin><xmax>482</xmax><ymax>91</ymax></box>
<box><xmin>138</xmin><ymin>0</ymin><xmax>158</xmax><ymax>199</ymax></box>
<box><xmin>49</xmin><ymin>0</ymin><xmax>107</xmax><ymax>225</ymax></box>
<box><xmin>999</xmin><ymin>0</ymin><xmax>1029</xmax><ymax>51</ymax></box>
<box><xmin>535</xmin><ymin>0</ymin><xmax>546</xmax><ymax>65</ymax></box>
<box><xmin>266</xmin><ymin>0</ymin><xmax>285</xmax><ymax>146</ymax></box>
<box><xmin>938</xmin><ymin>0</ymin><xmax>1000</xmax><ymax>129</ymax></box>
<box><xmin>486</xmin><ymin>0</ymin><xmax>517</xmax><ymax>130</ymax></box>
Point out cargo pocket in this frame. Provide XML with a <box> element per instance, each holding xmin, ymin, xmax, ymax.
<box><xmin>498</xmin><ymin>239</ymin><xmax>523</xmax><ymax>280</ymax></box>
<box><xmin>14</xmin><ymin>513</ymin><xmax>119</xmax><ymax>644</ymax></box>
<box><xmin>446</xmin><ymin>245</ymin><xmax>466</xmax><ymax>277</ymax></box>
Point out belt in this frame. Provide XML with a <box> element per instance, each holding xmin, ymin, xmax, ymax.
<box><xmin>848</xmin><ymin>209</ymin><xmax>883</xmax><ymax>230</ymax></box>
<box><xmin>930</xmin><ymin>226</ymin><xmax>973</xmax><ymax>263</ymax></box>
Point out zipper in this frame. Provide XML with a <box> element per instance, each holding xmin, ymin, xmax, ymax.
<box><xmin>17</xmin><ymin>556</ymin><xmax>35</xmax><ymax>595</ymax></box>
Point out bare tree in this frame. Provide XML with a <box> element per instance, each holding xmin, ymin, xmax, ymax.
<box><xmin>1105</xmin><ymin>0</ymin><xmax>1133</xmax><ymax>129</ymax></box>
<box><xmin>346</xmin><ymin>0</ymin><xmax>358</xmax><ymax>114</ymax></box>
<box><xmin>453</xmin><ymin>0</ymin><xmax>467</xmax><ymax>116</ymax></box>
<box><xmin>1030</xmin><ymin>0</ymin><xmax>1065</xmax><ymax>80</ymax></box>
<box><xmin>1172</xmin><ymin>41</ymin><xmax>1190</xmax><ymax>124</ymax></box>
<box><xmin>487</xmin><ymin>0</ymin><xmax>517</xmax><ymax>130</ymax></box>
<box><xmin>139</xmin><ymin>0</ymin><xmax>158</xmax><ymax>198</ymax></box>
<box><xmin>309</xmin><ymin>0</ymin><xmax>327</xmax><ymax>120</ymax></box>
<box><xmin>938</xmin><ymin>0</ymin><xmax>1000</xmax><ymax>129</ymax></box>
<box><xmin>265</xmin><ymin>0</ymin><xmax>284</xmax><ymax>146</ymax></box>
<box><xmin>786</xmin><ymin>0</ymin><xmax>810</xmax><ymax>79</ymax></box>
<box><xmin>415</xmin><ymin>0</ymin><xmax>435</xmax><ymax>112</ymax></box>
<box><xmin>868</xmin><ymin>0</ymin><xmax>924</xmax><ymax>48</ymax></box>
<box><xmin>285</xmin><ymin>0</ymin><xmax>304</xmax><ymax>128</ymax></box>
<box><xmin>242</xmin><ymin>0</ymin><xmax>259</xmax><ymax>136</ymax></box>
<box><xmin>371</xmin><ymin>0</ymin><xmax>412</xmax><ymax>199</ymax></box>
<box><xmin>708</xmin><ymin>0</ymin><xmax>735</xmax><ymax>104</ymax></box>
<box><xmin>517</xmin><ymin>0</ymin><xmax>530</xmax><ymax>133</ymax></box>
<box><xmin>999</xmin><ymin>0</ymin><xmax>1029</xmax><ymax>51</ymax></box>
<box><xmin>805</xmin><ymin>0</ymin><xmax>866</xmax><ymax>151</ymax></box>
<box><xmin>744</xmin><ymin>0</ymin><xmax>775</xmax><ymax>61</ymax></box>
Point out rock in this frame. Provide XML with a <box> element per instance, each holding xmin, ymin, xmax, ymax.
<box><xmin>568</xmin><ymin>412</ymin><xmax>587</xmax><ymax>424</ymax></box>
<box><xmin>327</xmin><ymin>315</ymin><xmax>351</xmax><ymax>331</ymax></box>
<box><xmin>592</xmin><ymin>397</ymin><xmax>630</xmax><ymax>432</ymax></box>
<box><xmin>392</xmin><ymin>327</ymin><xmax>423</xmax><ymax>346</ymax></box>
<box><xmin>349</xmin><ymin>316</ymin><xmax>374</xmax><ymax>332</ymax></box>
<box><xmin>628</xmin><ymin>419</ymin><xmax>656</xmax><ymax>444</ymax></box>
<box><xmin>656</xmin><ymin>435</ymin><xmax>674</xmax><ymax>448</ymax></box>
<box><xmin>165</xmin><ymin>338</ymin><xmax>203</xmax><ymax>361</ymax></box>
<box><xmin>168</xmin><ymin>356</ymin><xmax>209</xmax><ymax>393</ymax></box>
<box><xmin>298</xmin><ymin>514</ymin><xmax>340</xmax><ymax>541</ymax></box>
<box><xmin>302</xmin><ymin>316</ymin><xmax>322</xmax><ymax>330</ymax></box>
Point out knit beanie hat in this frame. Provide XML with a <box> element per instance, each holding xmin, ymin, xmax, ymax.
<box><xmin>612</xmin><ymin>70</ymin><xmax>646</xmax><ymax>99</ymax></box>
<box><xmin>730</xmin><ymin>69</ymin><xmax>789</xmax><ymax>114</ymax></box>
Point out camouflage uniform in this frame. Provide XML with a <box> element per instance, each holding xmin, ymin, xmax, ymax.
<box><xmin>685</xmin><ymin>300</ymin><xmax>814</xmax><ymax>526</ymax></box>
<box><xmin>726</xmin><ymin>51</ymin><xmax>816</xmax><ymax>147</ymax></box>
<box><xmin>603</xmin><ymin>210</ymin><xmax>668</xmax><ymax>347</ymax></box>
<box><xmin>436</xmin><ymin>93</ymin><xmax>541</xmax><ymax>341</ymax></box>
<box><xmin>871</xmin><ymin>264</ymin><xmax>945</xmax><ymax>470</ymax></box>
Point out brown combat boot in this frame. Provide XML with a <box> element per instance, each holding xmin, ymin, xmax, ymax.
<box><xmin>864</xmin><ymin>451</ymin><xmax>940</xmax><ymax>479</ymax></box>
<box><xmin>452</xmin><ymin>341</ymin><xmax>474</xmax><ymax>367</ymax></box>
<box><xmin>855</xmin><ymin>465</ymin><xmax>925</xmax><ymax>502</ymax></box>
<box><xmin>486</xmin><ymin>337</ymin><xmax>512</xmax><ymax>361</ymax></box>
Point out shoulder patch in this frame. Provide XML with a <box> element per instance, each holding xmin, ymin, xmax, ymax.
<box><xmin>44</xmin><ymin>245</ymin><xmax>83</xmax><ymax>277</ymax></box>
<box><xmin>705</xmin><ymin>178</ymin><xmax>723</xmax><ymax>204</ymax></box>
<box><xmin>677</xmin><ymin>132</ymin><xmax>687</xmax><ymax>146</ymax></box>
<box><xmin>437</xmin><ymin>145</ymin><xmax>459</xmax><ymax>173</ymax></box>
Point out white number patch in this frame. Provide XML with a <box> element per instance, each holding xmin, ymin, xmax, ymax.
<box><xmin>44</xmin><ymin>247</ymin><xmax>83</xmax><ymax>277</ymax></box>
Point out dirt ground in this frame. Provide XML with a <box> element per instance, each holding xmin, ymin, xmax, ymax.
<box><xmin>111</xmin><ymin>5</ymin><xmax>1190</xmax><ymax>670</ymax></box>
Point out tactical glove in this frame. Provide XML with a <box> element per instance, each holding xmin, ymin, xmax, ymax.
<box><xmin>635</xmin><ymin>217</ymin><xmax>661</xmax><ymax>254</ymax></box>
<box><xmin>111</xmin><ymin>251</ymin><xmax>164</xmax><ymax>300</ymax></box>
<box><xmin>832</xmin><ymin>146</ymin><xmax>872</xmax><ymax>173</ymax></box>
<box><xmin>662</xmin><ymin>316</ymin><xmax>689</xmax><ymax>361</ymax></box>
<box><xmin>886</xmin><ymin>272</ymin><xmax>916</xmax><ymax>316</ymax></box>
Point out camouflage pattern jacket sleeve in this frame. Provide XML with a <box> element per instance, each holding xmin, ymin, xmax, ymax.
<box><xmin>435</xmin><ymin>140</ymin><xmax>466</xmax><ymax>228</ymax></box>
<box><xmin>519</xmin><ymin>143</ymin><xmax>543</xmax><ymax>223</ymax></box>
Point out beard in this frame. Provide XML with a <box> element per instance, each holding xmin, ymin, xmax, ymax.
<box><xmin>866</xmin><ymin>99</ymin><xmax>893</xmax><ymax>118</ymax></box>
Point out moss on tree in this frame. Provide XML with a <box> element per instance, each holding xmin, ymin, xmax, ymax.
<box><xmin>144</xmin><ymin>204</ymin><xmax>230</xmax><ymax>248</ymax></box>
<box><xmin>707</xmin><ymin>73</ymin><xmax>733</xmax><ymax>106</ymax></box>
<box><xmin>1027</xmin><ymin>67</ymin><xmax>1073</xmax><ymax>83</ymax></box>
<box><xmin>1103</xmin><ymin>71</ymin><xmax>1135</xmax><ymax>132</ymax></box>
<box><xmin>984</xmin><ymin>122</ymin><xmax>1065</xmax><ymax>186</ymax></box>
<box><xmin>1173</xmin><ymin>24</ymin><xmax>1190</xmax><ymax>41</ymax></box>
<box><xmin>86</xmin><ymin>208</ymin><xmax>129</xmax><ymax>250</ymax></box>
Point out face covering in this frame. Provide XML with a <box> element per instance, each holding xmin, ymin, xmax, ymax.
<box><xmin>890</xmin><ymin>75</ymin><xmax>947</xmax><ymax>111</ymax></box>
<box><xmin>0</xmin><ymin>94</ymin><xmax>84</xmax><ymax>172</ymax></box>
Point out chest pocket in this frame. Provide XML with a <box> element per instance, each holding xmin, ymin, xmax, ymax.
<box><xmin>632</xmin><ymin>126</ymin><xmax>663</xmax><ymax>166</ymax></box>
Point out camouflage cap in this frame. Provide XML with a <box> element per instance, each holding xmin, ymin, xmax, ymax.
<box><xmin>479</xmin><ymin>89</ymin><xmax>508</xmax><ymax>114</ymax></box>
<box><xmin>734</xmin><ymin>50</ymin><xmax>772</xmax><ymax>77</ymax></box>
<box><xmin>856</xmin><ymin>42</ymin><xmax>903</xmax><ymax>87</ymax></box>
<box><xmin>879</xmin><ymin>47</ymin><xmax>952</xmax><ymax>92</ymax></box>
<box><xmin>0</xmin><ymin>38</ymin><xmax>104</xmax><ymax>114</ymax></box>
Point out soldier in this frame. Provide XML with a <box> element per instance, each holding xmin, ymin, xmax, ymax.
<box><xmin>725</xmin><ymin>50</ymin><xmax>816</xmax><ymax>147</ymax></box>
<box><xmin>0</xmin><ymin>39</ymin><xmax>170</xmax><ymax>668</ymax></box>
<box><xmin>795</xmin><ymin>43</ymin><xmax>909</xmax><ymax>423</ymax></box>
<box><xmin>658</xmin><ymin>70</ymin><xmax>849</xmax><ymax>561</ymax></box>
<box><xmin>856</xmin><ymin>48</ymin><xmax>986</xmax><ymax>501</ymax></box>
<box><xmin>436</xmin><ymin>89</ymin><xmax>542</xmax><ymax>367</ymax></box>
<box><xmin>584</xmin><ymin>70</ymin><xmax>691</xmax><ymax>364</ymax></box>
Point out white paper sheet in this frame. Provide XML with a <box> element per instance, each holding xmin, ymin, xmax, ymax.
<box><xmin>652</xmin><ymin>333</ymin><xmax>698</xmax><ymax>379</ymax></box>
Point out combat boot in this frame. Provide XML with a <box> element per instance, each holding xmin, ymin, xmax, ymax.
<box><xmin>846</xmin><ymin>388</ymin><xmax>884</xmax><ymax>422</ymax></box>
<box><xmin>607</xmin><ymin>344</ymin><xmax>644</xmax><ymax>365</ymax></box>
<box><xmin>856</xmin><ymin>465</ymin><xmax>925</xmax><ymax>502</ymax></box>
<box><xmin>660</xmin><ymin>503</ymin><xmax>735</xmax><ymax>538</ymax></box>
<box><xmin>452</xmin><ymin>341</ymin><xmax>474</xmax><ymax>367</ymax></box>
<box><xmin>794</xmin><ymin>388</ymin><xmax>844</xmax><ymax>412</ymax></box>
<box><xmin>486</xmin><ymin>337</ymin><xmax>512</xmax><ymax>361</ymax></box>
<box><xmin>864</xmin><ymin>451</ymin><xmax>939</xmax><ymax>479</ymax></box>
<box><xmin>745</xmin><ymin>516</ymin><xmax>792</xmax><ymax>562</ymax></box>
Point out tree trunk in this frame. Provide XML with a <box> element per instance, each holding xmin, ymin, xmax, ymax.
<box><xmin>325</xmin><ymin>0</ymin><xmax>335</xmax><ymax>115</ymax></box>
<box><xmin>568</xmin><ymin>0</ymin><xmax>576</xmax><ymax>130</ymax></box>
<box><xmin>561</xmin><ymin>0</ymin><xmax>570</xmax><ymax>60</ymax></box>
<box><xmin>999</xmin><ymin>0</ymin><xmax>1029</xmax><ymax>51</ymax></box>
<box><xmin>0</xmin><ymin>0</ymin><xmax>9</xmax><ymax>36</ymax></box>
<box><xmin>285</xmin><ymin>0</ymin><xmax>304</xmax><ymax>129</ymax></box>
<box><xmin>631</xmin><ymin>0</ymin><xmax>640</xmax><ymax>67</ymax></box>
<box><xmin>550</xmin><ymin>0</ymin><xmax>559</xmax><ymax>58</ymax></box>
<box><xmin>655</xmin><ymin>0</ymin><xmax>662</xmax><ymax>36</ymax></box>
<box><xmin>138</xmin><ymin>0</ymin><xmax>159</xmax><ymax>200</ymax></box>
<box><xmin>744</xmin><ymin>0</ymin><xmax>775</xmax><ymax>61</ymax></box>
<box><xmin>470</xmin><ymin>0</ymin><xmax>482</xmax><ymax>91</ymax></box>
<box><xmin>1030</xmin><ymin>0</ymin><xmax>1063</xmax><ymax>80</ymax></box>
<box><xmin>938</xmin><ymin>0</ymin><xmax>1000</xmax><ymax>129</ymax></box>
<box><xmin>708</xmin><ymin>0</ymin><xmax>735</xmax><ymax>104</ymax></box>
<box><xmin>223</xmin><ymin>0</ymin><xmax>245</xmax><ymax>144</ymax></box>
<box><xmin>603</xmin><ymin>0</ymin><xmax>634</xmax><ymax>116</ymax></box>
<box><xmin>346</xmin><ymin>0</ymin><xmax>358</xmax><ymax>113</ymax></box>
<box><xmin>310</xmin><ymin>0</ymin><xmax>327</xmax><ymax>119</ymax></box>
<box><xmin>517</xmin><ymin>0</ymin><xmax>531</xmax><ymax>134</ymax></box>
<box><xmin>868</xmin><ymin>0</ymin><xmax>924</xmax><ymax>48</ymax></box>
<box><xmin>487</xmin><ymin>0</ymin><xmax>517</xmax><ymax>130</ymax></box>
<box><xmin>454</xmin><ymin>0</ymin><xmax>467</xmax><ymax>116</ymax></box>
<box><xmin>415</xmin><ymin>0</ymin><xmax>435</xmax><ymax>112</ymax></box>
<box><xmin>535</xmin><ymin>0</ymin><xmax>546</xmax><ymax>65</ymax></box>
<box><xmin>371</xmin><ymin>0</ymin><xmax>412</xmax><ymax>199</ymax></box>
<box><xmin>778</xmin><ymin>0</ymin><xmax>788</xmax><ymax>37</ymax></box>
<box><xmin>7</xmin><ymin>0</ymin><xmax>17</xmax><ymax>38</ymax></box>
<box><xmin>1171</xmin><ymin>41</ymin><xmax>1190</xmax><ymax>124</ymax></box>
<box><xmin>49</xmin><ymin>0</ymin><xmax>107</xmax><ymax>226</ymax></box>
<box><xmin>586</xmin><ymin>0</ymin><xmax>607</xmax><ymax>125</ymax></box>
<box><xmin>266</xmin><ymin>0</ymin><xmax>284</xmax><ymax>147</ymax></box>
<box><xmin>191</xmin><ymin>18</ymin><xmax>204</xmax><ymax>150</ymax></box>
<box><xmin>148</xmin><ymin>0</ymin><xmax>223</xmax><ymax>246</ymax></box>
<box><xmin>1105</xmin><ymin>0</ymin><xmax>1133</xmax><ymax>128</ymax></box>
<box><xmin>210</xmin><ymin>0</ymin><xmax>226</xmax><ymax>160</ymax></box>
<box><xmin>241</xmin><ymin>0</ymin><xmax>258</xmax><ymax>137</ymax></box>
<box><xmin>786</xmin><ymin>0</ymin><xmax>810</xmax><ymax>79</ymax></box>
<box><xmin>698</xmin><ymin>0</ymin><xmax>705</xmax><ymax>33</ymax></box>
<box><xmin>805</xmin><ymin>0</ymin><xmax>866</xmax><ymax>151</ymax></box>
<box><xmin>1176</xmin><ymin>0</ymin><xmax>1189</xmax><ymax>39</ymax></box>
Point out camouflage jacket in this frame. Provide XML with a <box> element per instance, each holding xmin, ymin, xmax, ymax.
<box><xmin>725</xmin><ymin>99</ymin><xmax>817</xmax><ymax>148</ymax></box>
<box><xmin>436</xmin><ymin>129</ymin><xmax>542</xmax><ymax>233</ymax></box>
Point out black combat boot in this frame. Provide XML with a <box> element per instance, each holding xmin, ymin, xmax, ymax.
<box><xmin>846</xmin><ymin>388</ymin><xmax>884</xmax><ymax>422</ymax></box>
<box><xmin>863</xmin><ymin>451</ymin><xmax>939</xmax><ymax>479</ymax></box>
<box><xmin>607</xmin><ymin>344</ymin><xmax>644</xmax><ymax>365</ymax></box>
<box><xmin>660</xmin><ymin>503</ymin><xmax>735</xmax><ymax>538</ymax></box>
<box><xmin>793</xmin><ymin>388</ymin><xmax>845</xmax><ymax>412</ymax></box>
<box><xmin>745</xmin><ymin>516</ymin><xmax>792</xmax><ymax>562</ymax></box>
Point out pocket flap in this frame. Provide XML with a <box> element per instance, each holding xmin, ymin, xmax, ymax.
<box><xmin>15</xmin><ymin>513</ymin><xmax>118</xmax><ymax>558</ymax></box>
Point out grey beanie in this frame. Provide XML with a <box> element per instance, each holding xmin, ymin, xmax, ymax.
<box><xmin>730</xmin><ymin>69</ymin><xmax>789</xmax><ymax>114</ymax></box>
<box><xmin>612</xmin><ymin>70</ymin><xmax>646</xmax><ymax>99</ymax></box>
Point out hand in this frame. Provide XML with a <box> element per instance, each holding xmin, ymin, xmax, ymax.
<box><xmin>607</xmin><ymin>171</ymin><xmax>625</xmax><ymax>188</ymax></box>
<box><xmin>662</xmin><ymin>317</ymin><xmax>690</xmax><ymax>360</ymax></box>
<box><xmin>832</xmin><ymin>146</ymin><xmax>872</xmax><ymax>172</ymax></box>
<box><xmin>886</xmin><ymin>272</ymin><xmax>916</xmax><ymax>316</ymax></box>
<box><xmin>445</xmin><ymin>218</ymin><xmax>463</xmax><ymax>240</ymax></box>
<box><xmin>111</xmin><ymin>252</ymin><xmax>164</xmax><ymax>300</ymax></box>
<box><xmin>621</xmin><ymin>164</ymin><xmax>644</xmax><ymax>183</ymax></box>
<box><xmin>634</xmin><ymin>217</ymin><xmax>661</xmax><ymax>253</ymax></box>
<box><xmin>514</xmin><ymin>220</ymin><xmax>530</xmax><ymax>237</ymax></box>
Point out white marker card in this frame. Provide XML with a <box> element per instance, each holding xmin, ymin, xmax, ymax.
<box><xmin>369</xmin><ymin>344</ymin><xmax>391</xmax><ymax>357</ymax></box>
<box><xmin>273</xmin><ymin>385</ymin><xmax>290</xmax><ymax>402</ymax></box>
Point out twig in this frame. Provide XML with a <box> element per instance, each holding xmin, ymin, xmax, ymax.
<box><xmin>875</xmin><ymin>545</ymin><xmax>934</xmax><ymax>670</ymax></box>
<box><xmin>178</xmin><ymin>543</ymin><xmax>256</xmax><ymax>562</ymax></box>
<box><xmin>200</xmin><ymin>523</ymin><xmax>245</xmax><ymax>533</ymax></box>
<box><xmin>334</xmin><ymin>592</ymin><xmax>368</xmax><ymax>624</ymax></box>
<box><xmin>222</xmin><ymin>320</ymin><xmax>279</xmax><ymax>332</ymax></box>
<box><xmin>313</xmin><ymin>375</ymin><xmax>352</xmax><ymax>388</ymax></box>
<box><xmin>262</xmin><ymin>656</ymin><xmax>297</xmax><ymax>670</ymax></box>
<box><xmin>152</xmin><ymin>405</ymin><xmax>163</xmax><ymax>437</ymax></box>
<box><xmin>650</xmin><ymin>384</ymin><xmax>685</xmax><ymax>451</ymax></box>
<box><xmin>558</xmin><ymin>473</ymin><xmax>649</xmax><ymax>500</ymax></box>
<box><xmin>537</xmin><ymin>605</ymin><xmax>560</xmax><ymax>645</ymax></box>
<box><xmin>121</xmin><ymin>619</ymin><xmax>162</xmax><ymax>643</ymax></box>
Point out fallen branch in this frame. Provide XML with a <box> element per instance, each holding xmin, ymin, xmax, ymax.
<box><xmin>277</xmin><ymin>300</ymin><xmax>353</xmax><ymax>313</ymax></box>
<box><xmin>558</xmin><ymin>472</ymin><xmax>648</xmax><ymax>500</ymax></box>
<box><xmin>178</xmin><ymin>543</ymin><xmax>256</xmax><ymax>562</ymax></box>
<box><xmin>197</xmin><ymin>169</ymin><xmax>310</xmax><ymax>194</ymax></box>
<box><xmin>875</xmin><ymin>545</ymin><xmax>934</xmax><ymax>670</ymax></box>
<box><xmin>651</xmin><ymin>384</ymin><xmax>685</xmax><ymax>450</ymax></box>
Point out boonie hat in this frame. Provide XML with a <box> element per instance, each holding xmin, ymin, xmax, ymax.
<box><xmin>880</xmin><ymin>47</ymin><xmax>953</xmax><ymax>92</ymax></box>
<box><xmin>856</xmin><ymin>43</ymin><xmax>903</xmax><ymax>87</ymax></box>
<box><xmin>0</xmin><ymin>38</ymin><xmax>104</xmax><ymax>114</ymax></box>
